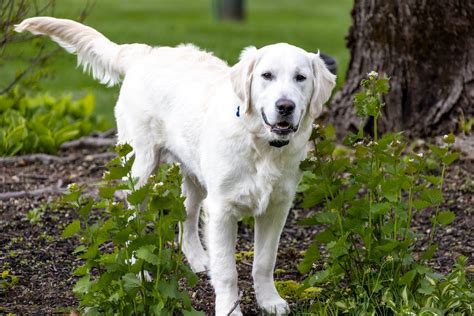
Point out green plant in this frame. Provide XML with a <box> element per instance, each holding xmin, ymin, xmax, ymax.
<box><xmin>0</xmin><ymin>86</ymin><xmax>108</xmax><ymax>156</ymax></box>
<box><xmin>25</xmin><ymin>206</ymin><xmax>45</xmax><ymax>225</ymax></box>
<box><xmin>0</xmin><ymin>270</ymin><xmax>19</xmax><ymax>296</ymax></box>
<box><xmin>298</xmin><ymin>72</ymin><xmax>473</xmax><ymax>314</ymax></box>
<box><xmin>458</xmin><ymin>111</ymin><xmax>473</xmax><ymax>135</ymax></box>
<box><xmin>61</xmin><ymin>144</ymin><xmax>203</xmax><ymax>315</ymax></box>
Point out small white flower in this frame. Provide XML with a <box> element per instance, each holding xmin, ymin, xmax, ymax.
<box><xmin>386</xmin><ymin>255</ymin><xmax>394</xmax><ymax>262</ymax></box>
<box><xmin>309</xmin><ymin>156</ymin><xmax>317</xmax><ymax>162</ymax></box>
<box><xmin>312</xmin><ymin>123</ymin><xmax>320</xmax><ymax>129</ymax></box>
<box><xmin>416</xmin><ymin>152</ymin><xmax>424</xmax><ymax>158</ymax></box>
<box><xmin>443</xmin><ymin>134</ymin><xmax>449</xmax><ymax>140</ymax></box>
<box><xmin>355</xmin><ymin>141</ymin><xmax>364</xmax><ymax>146</ymax></box>
<box><xmin>153</xmin><ymin>182</ymin><xmax>164</xmax><ymax>190</ymax></box>
<box><xmin>391</xmin><ymin>140</ymin><xmax>401</xmax><ymax>147</ymax></box>
<box><xmin>67</xmin><ymin>183</ymin><xmax>78</xmax><ymax>190</ymax></box>
<box><xmin>368</xmin><ymin>70</ymin><xmax>378</xmax><ymax>78</ymax></box>
<box><xmin>408</xmin><ymin>158</ymin><xmax>414</xmax><ymax>163</ymax></box>
<box><xmin>175</xmin><ymin>162</ymin><xmax>181</xmax><ymax>167</ymax></box>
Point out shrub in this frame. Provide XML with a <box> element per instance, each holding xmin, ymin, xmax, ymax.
<box><xmin>62</xmin><ymin>144</ymin><xmax>203</xmax><ymax>315</ymax></box>
<box><xmin>298</xmin><ymin>72</ymin><xmax>473</xmax><ymax>314</ymax></box>
<box><xmin>0</xmin><ymin>86</ymin><xmax>107</xmax><ymax>156</ymax></box>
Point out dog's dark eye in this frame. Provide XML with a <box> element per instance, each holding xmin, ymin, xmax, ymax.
<box><xmin>261</xmin><ymin>72</ymin><xmax>273</xmax><ymax>80</ymax></box>
<box><xmin>295</xmin><ymin>74</ymin><xmax>307</xmax><ymax>82</ymax></box>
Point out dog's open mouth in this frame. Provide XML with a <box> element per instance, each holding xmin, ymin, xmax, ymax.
<box><xmin>261</xmin><ymin>110</ymin><xmax>296</xmax><ymax>136</ymax></box>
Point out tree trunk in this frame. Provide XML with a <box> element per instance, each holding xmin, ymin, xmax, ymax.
<box><xmin>328</xmin><ymin>0</ymin><xmax>474</xmax><ymax>139</ymax></box>
<box><xmin>212</xmin><ymin>0</ymin><xmax>245</xmax><ymax>21</ymax></box>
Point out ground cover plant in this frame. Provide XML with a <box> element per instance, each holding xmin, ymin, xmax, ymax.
<box><xmin>298</xmin><ymin>73</ymin><xmax>473</xmax><ymax>314</ymax></box>
<box><xmin>0</xmin><ymin>87</ymin><xmax>107</xmax><ymax>156</ymax></box>
<box><xmin>61</xmin><ymin>144</ymin><xmax>203</xmax><ymax>315</ymax></box>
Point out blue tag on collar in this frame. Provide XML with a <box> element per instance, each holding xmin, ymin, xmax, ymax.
<box><xmin>236</xmin><ymin>105</ymin><xmax>240</xmax><ymax>117</ymax></box>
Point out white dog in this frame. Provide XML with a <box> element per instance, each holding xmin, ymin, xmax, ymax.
<box><xmin>16</xmin><ymin>17</ymin><xmax>335</xmax><ymax>315</ymax></box>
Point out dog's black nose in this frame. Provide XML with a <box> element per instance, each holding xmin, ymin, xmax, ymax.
<box><xmin>276</xmin><ymin>99</ymin><xmax>295</xmax><ymax>116</ymax></box>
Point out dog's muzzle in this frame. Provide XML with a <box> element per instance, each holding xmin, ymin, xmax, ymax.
<box><xmin>261</xmin><ymin>110</ymin><xmax>297</xmax><ymax>136</ymax></box>
<box><xmin>261</xmin><ymin>109</ymin><xmax>297</xmax><ymax>148</ymax></box>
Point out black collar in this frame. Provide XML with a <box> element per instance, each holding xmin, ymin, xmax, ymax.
<box><xmin>269</xmin><ymin>140</ymin><xmax>290</xmax><ymax>148</ymax></box>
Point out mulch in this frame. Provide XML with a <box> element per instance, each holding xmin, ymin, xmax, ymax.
<box><xmin>0</xmin><ymin>132</ymin><xmax>472</xmax><ymax>315</ymax></box>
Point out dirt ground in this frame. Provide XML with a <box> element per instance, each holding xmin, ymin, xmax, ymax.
<box><xmin>0</xmin><ymin>133</ymin><xmax>472</xmax><ymax>315</ymax></box>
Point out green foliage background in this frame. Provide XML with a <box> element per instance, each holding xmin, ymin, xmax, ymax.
<box><xmin>2</xmin><ymin>0</ymin><xmax>352</xmax><ymax>123</ymax></box>
<box><xmin>0</xmin><ymin>87</ymin><xmax>107</xmax><ymax>156</ymax></box>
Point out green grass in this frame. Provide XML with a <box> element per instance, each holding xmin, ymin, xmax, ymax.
<box><xmin>1</xmin><ymin>0</ymin><xmax>353</xmax><ymax>124</ymax></box>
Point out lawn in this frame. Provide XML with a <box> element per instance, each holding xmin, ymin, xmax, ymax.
<box><xmin>2</xmin><ymin>0</ymin><xmax>353</xmax><ymax>124</ymax></box>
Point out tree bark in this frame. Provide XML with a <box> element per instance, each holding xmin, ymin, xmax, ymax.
<box><xmin>328</xmin><ymin>0</ymin><xmax>474</xmax><ymax>138</ymax></box>
<box><xmin>212</xmin><ymin>0</ymin><xmax>245</xmax><ymax>21</ymax></box>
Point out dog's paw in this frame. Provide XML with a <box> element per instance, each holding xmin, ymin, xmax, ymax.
<box><xmin>259</xmin><ymin>297</ymin><xmax>290</xmax><ymax>315</ymax></box>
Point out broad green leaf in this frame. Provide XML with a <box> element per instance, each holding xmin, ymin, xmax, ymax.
<box><xmin>62</xmin><ymin>220</ymin><xmax>81</xmax><ymax>238</ymax></box>
<box><xmin>435</xmin><ymin>210</ymin><xmax>455</xmax><ymax>225</ymax></box>
<box><xmin>127</xmin><ymin>185</ymin><xmax>150</xmax><ymax>205</ymax></box>
<box><xmin>116</xmin><ymin>143</ymin><xmax>133</xmax><ymax>157</ymax></box>
<box><xmin>374</xmin><ymin>240</ymin><xmax>399</xmax><ymax>253</ymax></box>
<box><xmin>375</xmin><ymin>76</ymin><xmax>390</xmax><ymax>94</ymax></box>
<box><xmin>314</xmin><ymin>211</ymin><xmax>338</xmax><ymax>224</ymax></box>
<box><xmin>183</xmin><ymin>310</ymin><xmax>206</xmax><ymax>316</ymax></box>
<box><xmin>298</xmin><ymin>241</ymin><xmax>320</xmax><ymax>274</ymax></box>
<box><xmin>323</xmin><ymin>123</ymin><xmax>336</xmax><ymax>141</ymax></box>
<box><xmin>420</xmin><ymin>188</ymin><xmax>443</xmax><ymax>205</ymax></box>
<box><xmin>136</xmin><ymin>245</ymin><xmax>159</xmax><ymax>266</ymax></box>
<box><xmin>73</xmin><ymin>275</ymin><xmax>91</xmax><ymax>295</ymax></box>
<box><xmin>300</xmin><ymin>185</ymin><xmax>327</xmax><ymax>208</ymax></box>
<box><xmin>399</xmin><ymin>269</ymin><xmax>417</xmax><ymax>286</ymax></box>
<box><xmin>417</xmin><ymin>281</ymin><xmax>435</xmax><ymax>295</ymax></box>
<box><xmin>370</xmin><ymin>202</ymin><xmax>391</xmax><ymax>216</ymax></box>
<box><xmin>421</xmin><ymin>244</ymin><xmax>438</xmax><ymax>261</ymax></box>
<box><xmin>122</xmin><ymin>273</ymin><xmax>142</xmax><ymax>293</ymax></box>
<box><xmin>413</xmin><ymin>199</ymin><xmax>431</xmax><ymax>210</ymax></box>
<box><xmin>78</xmin><ymin>199</ymin><xmax>94</xmax><ymax>218</ymax></box>
<box><xmin>427</xmin><ymin>144</ymin><xmax>448</xmax><ymax>158</ymax></box>
<box><xmin>442</xmin><ymin>152</ymin><xmax>459</xmax><ymax>165</ymax></box>
<box><xmin>327</xmin><ymin>236</ymin><xmax>349</xmax><ymax>258</ymax></box>
<box><xmin>73</xmin><ymin>245</ymin><xmax>87</xmax><ymax>254</ymax></box>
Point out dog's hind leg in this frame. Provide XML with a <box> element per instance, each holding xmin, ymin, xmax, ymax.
<box><xmin>180</xmin><ymin>176</ymin><xmax>208</xmax><ymax>273</ymax></box>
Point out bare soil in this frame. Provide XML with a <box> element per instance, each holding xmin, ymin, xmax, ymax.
<box><xmin>0</xmin><ymin>134</ymin><xmax>472</xmax><ymax>315</ymax></box>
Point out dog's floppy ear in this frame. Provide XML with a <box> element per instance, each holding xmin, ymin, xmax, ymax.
<box><xmin>230</xmin><ymin>46</ymin><xmax>257</xmax><ymax>114</ymax></box>
<box><xmin>309</xmin><ymin>52</ymin><xmax>337</xmax><ymax>118</ymax></box>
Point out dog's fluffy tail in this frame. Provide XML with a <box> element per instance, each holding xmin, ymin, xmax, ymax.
<box><xmin>15</xmin><ymin>17</ymin><xmax>152</xmax><ymax>86</ymax></box>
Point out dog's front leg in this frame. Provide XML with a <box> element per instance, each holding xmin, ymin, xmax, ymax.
<box><xmin>253</xmin><ymin>203</ymin><xmax>290</xmax><ymax>315</ymax></box>
<box><xmin>207</xmin><ymin>203</ymin><xmax>241</xmax><ymax>315</ymax></box>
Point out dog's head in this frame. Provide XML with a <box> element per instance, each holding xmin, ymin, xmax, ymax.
<box><xmin>231</xmin><ymin>43</ymin><xmax>336</xmax><ymax>147</ymax></box>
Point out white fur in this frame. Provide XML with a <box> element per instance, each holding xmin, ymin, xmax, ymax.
<box><xmin>16</xmin><ymin>17</ymin><xmax>336</xmax><ymax>315</ymax></box>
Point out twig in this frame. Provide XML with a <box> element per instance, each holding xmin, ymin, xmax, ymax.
<box><xmin>0</xmin><ymin>47</ymin><xmax>60</xmax><ymax>95</ymax></box>
<box><xmin>226</xmin><ymin>291</ymin><xmax>243</xmax><ymax>316</ymax></box>
<box><xmin>0</xmin><ymin>153</ymin><xmax>71</xmax><ymax>164</ymax></box>
<box><xmin>0</xmin><ymin>179</ymin><xmax>64</xmax><ymax>200</ymax></box>
<box><xmin>60</xmin><ymin>136</ymin><xmax>116</xmax><ymax>149</ymax></box>
<box><xmin>92</xmin><ymin>128</ymin><xmax>116</xmax><ymax>138</ymax></box>
<box><xmin>0</xmin><ymin>152</ymin><xmax>115</xmax><ymax>164</ymax></box>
